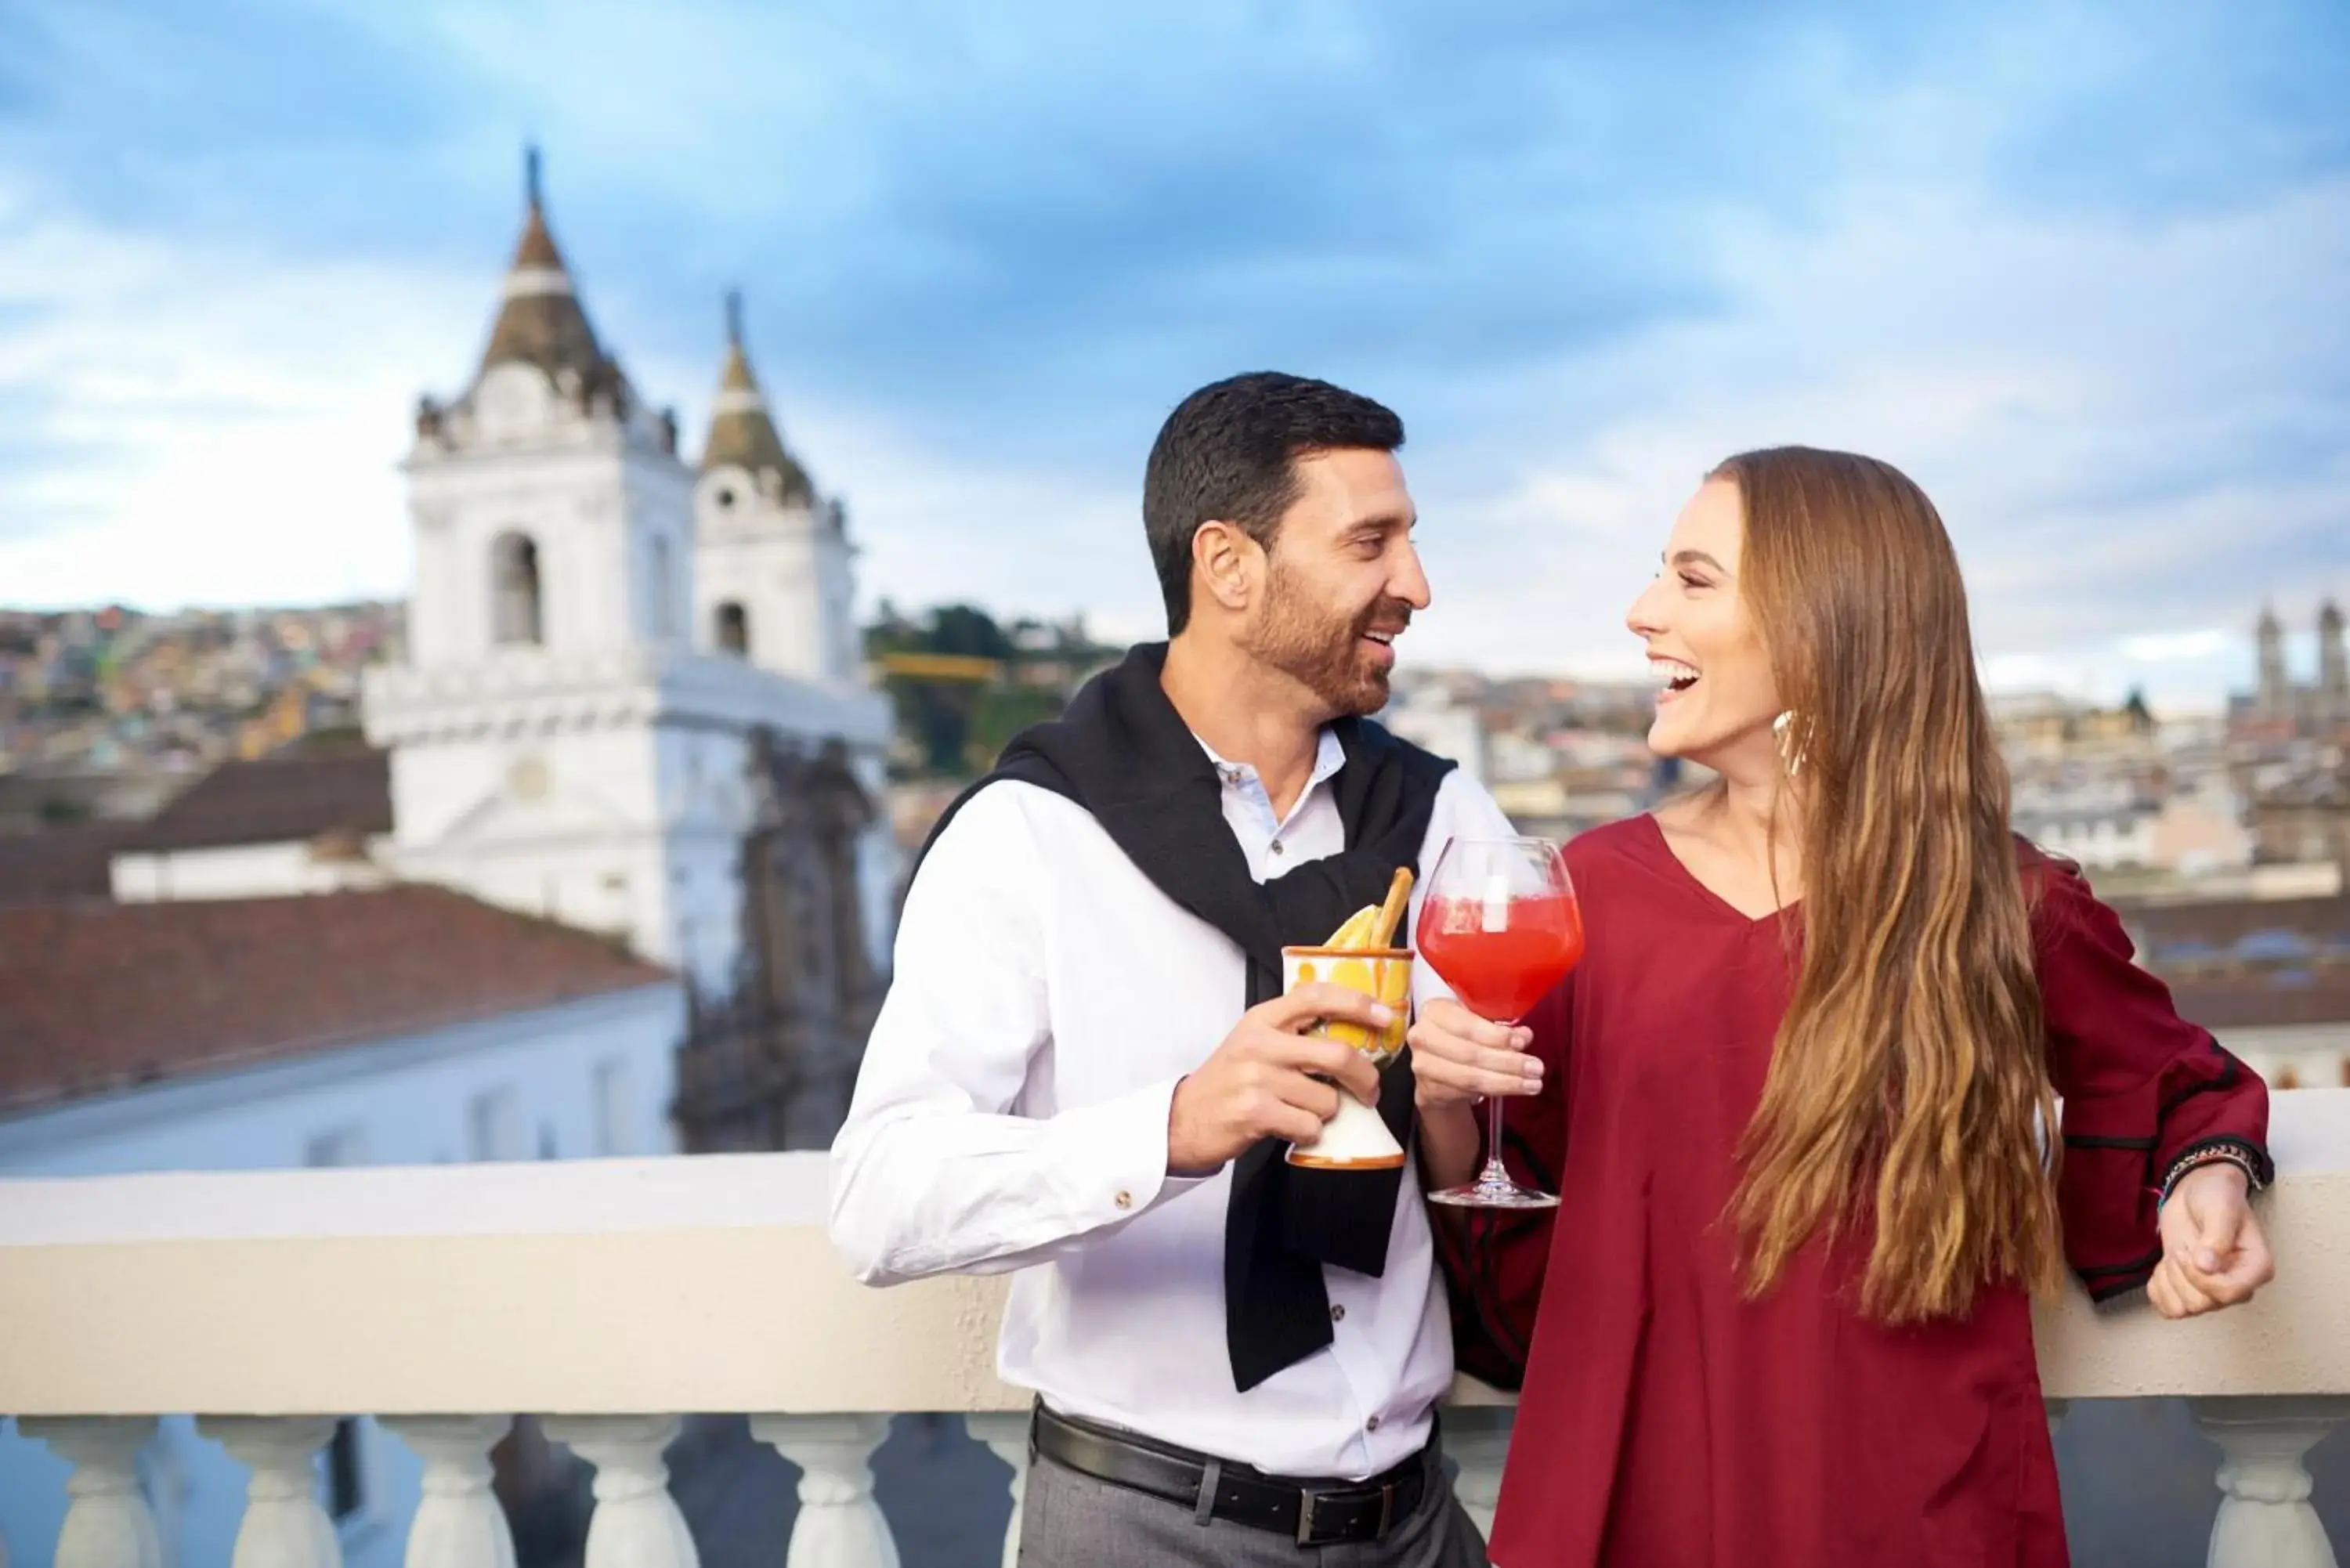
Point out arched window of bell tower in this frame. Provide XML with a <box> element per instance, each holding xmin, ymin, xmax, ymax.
<box><xmin>492</xmin><ymin>532</ymin><xmax>544</xmax><ymax>646</ymax></box>
<box><xmin>715</xmin><ymin>600</ymin><xmax>750</xmax><ymax>658</ymax></box>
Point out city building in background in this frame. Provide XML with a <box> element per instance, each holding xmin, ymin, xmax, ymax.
<box><xmin>1998</xmin><ymin>690</ymin><xmax>2169</xmax><ymax>873</ymax></box>
<box><xmin>2247</xmin><ymin>600</ymin><xmax>2350</xmax><ymax>737</ymax></box>
<box><xmin>2234</xmin><ymin>600</ymin><xmax>2350</xmax><ymax>874</ymax></box>
<box><xmin>1981</xmin><ymin>605</ymin><xmax>2350</xmax><ymax>1089</ymax></box>
<box><xmin>2119</xmin><ymin>892</ymin><xmax>2350</xmax><ymax>1091</ymax></box>
<box><xmin>1379</xmin><ymin>669</ymin><xmax>1661</xmax><ymax>844</ymax></box>
<box><xmin>0</xmin><ymin>600</ymin><xmax>396</xmax><ymax>829</ymax></box>
<box><xmin>1377</xmin><ymin>679</ymin><xmax>1490</xmax><ymax>788</ymax></box>
<box><xmin>107</xmin><ymin>747</ymin><xmax>394</xmax><ymax>902</ymax></box>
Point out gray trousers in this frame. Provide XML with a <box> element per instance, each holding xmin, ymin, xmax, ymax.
<box><xmin>1016</xmin><ymin>1433</ymin><xmax>1491</xmax><ymax>1568</ymax></box>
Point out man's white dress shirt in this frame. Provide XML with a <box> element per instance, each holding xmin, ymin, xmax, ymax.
<box><xmin>829</xmin><ymin>728</ymin><xmax>1517</xmax><ymax>1479</ymax></box>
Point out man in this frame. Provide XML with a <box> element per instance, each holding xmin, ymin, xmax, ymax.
<box><xmin>830</xmin><ymin>373</ymin><xmax>1514</xmax><ymax>1566</ymax></box>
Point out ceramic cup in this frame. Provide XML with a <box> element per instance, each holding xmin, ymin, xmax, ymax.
<box><xmin>1280</xmin><ymin>945</ymin><xmax>1411</xmax><ymax>1171</ymax></box>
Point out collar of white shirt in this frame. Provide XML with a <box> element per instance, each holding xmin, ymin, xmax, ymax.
<box><xmin>1197</xmin><ymin>728</ymin><xmax>1348</xmax><ymax>843</ymax></box>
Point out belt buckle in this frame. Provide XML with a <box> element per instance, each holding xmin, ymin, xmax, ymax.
<box><xmin>1296</xmin><ymin>1487</ymin><xmax>1353</xmax><ymax>1548</ymax></box>
<box><xmin>1294</xmin><ymin>1480</ymin><xmax>1396</xmax><ymax>1547</ymax></box>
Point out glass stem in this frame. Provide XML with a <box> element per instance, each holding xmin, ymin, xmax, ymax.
<box><xmin>1476</xmin><ymin>1011</ymin><xmax>1526</xmax><ymax>1191</ymax></box>
<box><xmin>1480</xmin><ymin>1093</ymin><xmax>1509</xmax><ymax>1188</ymax></box>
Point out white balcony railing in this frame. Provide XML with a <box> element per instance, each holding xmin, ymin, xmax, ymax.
<box><xmin>1</xmin><ymin>1089</ymin><xmax>2345</xmax><ymax>1568</ymax></box>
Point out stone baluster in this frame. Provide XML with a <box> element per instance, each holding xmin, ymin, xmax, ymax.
<box><xmin>200</xmin><ymin>1417</ymin><xmax>343</xmax><ymax>1568</ymax></box>
<box><xmin>965</xmin><ymin>1411</ymin><xmax>1032</xmax><ymax>1568</ymax></box>
<box><xmin>20</xmin><ymin>1418</ymin><xmax>163</xmax><ymax>1568</ymax></box>
<box><xmin>1444</xmin><ymin>1407</ymin><xmax>1516</xmax><ymax>1545</ymax></box>
<box><xmin>540</xmin><ymin>1417</ymin><xmax>698</xmax><ymax>1568</ymax></box>
<box><xmin>2193</xmin><ymin>1396</ymin><xmax>2350</xmax><ymax>1568</ymax></box>
<box><xmin>750</xmin><ymin>1414</ymin><xmax>899</xmax><ymax>1568</ymax></box>
<box><xmin>385</xmin><ymin>1416</ymin><xmax>517</xmax><ymax>1568</ymax></box>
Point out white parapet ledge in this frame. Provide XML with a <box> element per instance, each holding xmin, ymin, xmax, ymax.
<box><xmin>0</xmin><ymin>1090</ymin><xmax>2343</xmax><ymax>1418</ymax></box>
<box><xmin>2034</xmin><ymin>1086</ymin><xmax>2350</xmax><ymax>1400</ymax></box>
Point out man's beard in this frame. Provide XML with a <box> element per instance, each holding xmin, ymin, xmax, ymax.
<box><xmin>1247</xmin><ymin>564</ymin><xmax>1411</xmax><ymax>719</ymax></box>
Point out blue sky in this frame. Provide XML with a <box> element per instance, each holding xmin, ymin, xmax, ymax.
<box><xmin>2</xmin><ymin>1</ymin><xmax>2346</xmax><ymax>705</ymax></box>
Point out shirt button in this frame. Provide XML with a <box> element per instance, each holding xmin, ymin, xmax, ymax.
<box><xmin>1329</xmin><ymin>1304</ymin><xmax>1346</xmax><ymax>1323</ymax></box>
<box><xmin>1270</xmin><ymin>840</ymin><xmax>1285</xmax><ymax>857</ymax></box>
<box><xmin>1114</xmin><ymin>1190</ymin><xmax>1133</xmax><ymax>1210</ymax></box>
<box><xmin>1365</xmin><ymin>1415</ymin><xmax>1382</xmax><ymax>1433</ymax></box>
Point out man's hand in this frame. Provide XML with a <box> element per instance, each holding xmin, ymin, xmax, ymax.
<box><xmin>2148</xmin><ymin>1162</ymin><xmax>2275</xmax><ymax>1320</ymax></box>
<box><xmin>1407</xmin><ymin>996</ymin><xmax>1542</xmax><ymax>1114</ymax></box>
<box><xmin>1167</xmin><ymin>985</ymin><xmax>1391</xmax><ymax>1173</ymax></box>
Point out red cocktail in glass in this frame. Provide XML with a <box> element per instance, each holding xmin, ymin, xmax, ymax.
<box><xmin>1415</xmin><ymin>836</ymin><xmax>1583</xmax><ymax>1209</ymax></box>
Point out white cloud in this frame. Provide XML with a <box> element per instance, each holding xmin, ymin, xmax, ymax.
<box><xmin>1387</xmin><ymin>176</ymin><xmax>2350</xmax><ymax>703</ymax></box>
<box><xmin>0</xmin><ymin>181</ymin><xmax>479</xmax><ymax>607</ymax></box>
<box><xmin>2117</xmin><ymin>629</ymin><xmax>2236</xmax><ymax>663</ymax></box>
<box><xmin>777</xmin><ymin>400</ymin><xmax>1155</xmax><ymax>633</ymax></box>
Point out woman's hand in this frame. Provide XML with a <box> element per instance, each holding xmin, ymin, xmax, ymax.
<box><xmin>2148</xmin><ymin>1162</ymin><xmax>2275</xmax><ymax>1320</ymax></box>
<box><xmin>1408</xmin><ymin>996</ymin><xmax>1542</xmax><ymax>1114</ymax></box>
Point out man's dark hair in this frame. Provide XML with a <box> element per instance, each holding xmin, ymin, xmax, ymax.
<box><xmin>1142</xmin><ymin>372</ymin><xmax>1405</xmax><ymax>634</ymax></box>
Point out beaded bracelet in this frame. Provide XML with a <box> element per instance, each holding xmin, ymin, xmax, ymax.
<box><xmin>2158</xmin><ymin>1140</ymin><xmax>2267</xmax><ymax>1206</ymax></box>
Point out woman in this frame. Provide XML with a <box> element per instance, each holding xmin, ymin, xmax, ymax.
<box><xmin>1411</xmin><ymin>447</ymin><xmax>2274</xmax><ymax>1567</ymax></box>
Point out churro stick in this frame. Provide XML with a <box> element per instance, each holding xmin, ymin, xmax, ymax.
<box><xmin>1368</xmin><ymin>865</ymin><xmax>1415</xmax><ymax>949</ymax></box>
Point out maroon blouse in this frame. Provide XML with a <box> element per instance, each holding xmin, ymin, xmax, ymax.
<box><xmin>1440</xmin><ymin>815</ymin><xmax>2270</xmax><ymax>1568</ymax></box>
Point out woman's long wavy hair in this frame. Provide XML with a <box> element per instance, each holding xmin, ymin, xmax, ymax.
<box><xmin>1717</xmin><ymin>446</ymin><xmax>2063</xmax><ymax>1324</ymax></box>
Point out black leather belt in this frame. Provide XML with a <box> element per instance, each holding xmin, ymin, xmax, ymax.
<box><xmin>1029</xmin><ymin>1402</ymin><xmax>1430</xmax><ymax>1547</ymax></box>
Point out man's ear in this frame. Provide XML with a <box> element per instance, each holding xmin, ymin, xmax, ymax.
<box><xmin>1192</xmin><ymin>520</ymin><xmax>1259</xmax><ymax>616</ymax></box>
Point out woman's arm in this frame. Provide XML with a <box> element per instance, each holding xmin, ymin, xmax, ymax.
<box><xmin>2035</xmin><ymin>856</ymin><xmax>2275</xmax><ymax>1314</ymax></box>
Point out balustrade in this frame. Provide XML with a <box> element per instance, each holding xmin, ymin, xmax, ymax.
<box><xmin>1</xmin><ymin>1092</ymin><xmax>2343</xmax><ymax>1566</ymax></box>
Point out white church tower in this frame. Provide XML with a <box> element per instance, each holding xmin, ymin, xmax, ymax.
<box><xmin>395</xmin><ymin>150</ymin><xmax>693</xmax><ymax>671</ymax></box>
<box><xmin>363</xmin><ymin>154</ymin><xmax>895</xmax><ymax>1003</ymax></box>
<box><xmin>695</xmin><ymin>291</ymin><xmax>862</xmax><ymax>686</ymax></box>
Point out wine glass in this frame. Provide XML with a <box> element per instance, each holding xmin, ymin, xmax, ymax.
<box><xmin>1414</xmin><ymin>836</ymin><xmax>1584</xmax><ymax>1209</ymax></box>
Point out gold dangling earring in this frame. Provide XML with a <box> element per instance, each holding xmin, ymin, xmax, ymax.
<box><xmin>1773</xmin><ymin>710</ymin><xmax>1805</xmax><ymax>777</ymax></box>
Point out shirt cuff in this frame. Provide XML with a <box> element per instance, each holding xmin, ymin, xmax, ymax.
<box><xmin>1053</xmin><ymin>1075</ymin><xmax>1202</xmax><ymax>1222</ymax></box>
